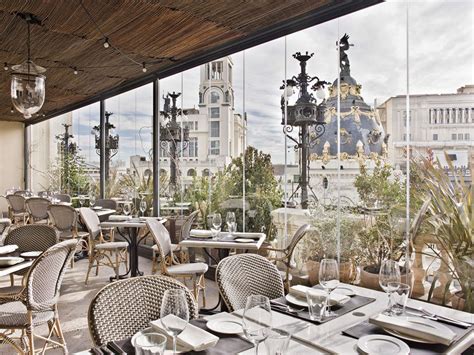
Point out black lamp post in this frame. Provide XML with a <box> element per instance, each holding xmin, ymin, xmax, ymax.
<box><xmin>56</xmin><ymin>123</ymin><xmax>76</xmax><ymax>191</ymax></box>
<box><xmin>160</xmin><ymin>92</ymin><xmax>189</xmax><ymax>191</ymax></box>
<box><xmin>93</xmin><ymin>111</ymin><xmax>119</xmax><ymax>179</ymax></box>
<box><xmin>281</xmin><ymin>51</ymin><xmax>328</xmax><ymax>209</ymax></box>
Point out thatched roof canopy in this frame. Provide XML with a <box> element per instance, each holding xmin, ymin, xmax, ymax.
<box><xmin>0</xmin><ymin>0</ymin><xmax>380</xmax><ymax>123</ymax></box>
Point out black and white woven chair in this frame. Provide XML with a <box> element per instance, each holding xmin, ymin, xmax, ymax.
<box><xmin>3</xmin><ymin>225</ymin><xmax>58</xmax><ymax>286</ymax></box>
<box><xmin>263</xmin><ymin>223</ymin><xmax>311</xmax><ymax>291</ymax></box>
<box><xmin>0</xmin><ymin>218</ymin><xmax>11</xmax><ymax>244</ymax></box>
<box><xmin>79</xmin><ymin>208</ymin><xmax>128</xmax><ymax>284</ymax></box>
<box><xmin>216</xmin><ymin>253</ymin><xmax>284</xmax><ymax>312</ymax></box>
<box><xmin>0</xmin><ymin>239</ymin><xmax>77</xmax><ymax>354</ymax></box>
<box><xmin>147</xmin><ymin>218</ymin><xmax>207</xmax><ymax>307</ymax></box>
<box><xmin>6</xmin><ymin>195</ymin><xmax>28</xmax><ymax>225</ymax></box>
<box><xmin>26</xmin><ymin>197</ymin><xmax>50</xmax><ymax>224</ymax></box>
<box><xmin>88</xmin><ymin>275</ymin><xmax>198</xmax><ymax>346</ymax></box>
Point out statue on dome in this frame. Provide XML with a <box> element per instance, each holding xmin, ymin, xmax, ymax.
<box><xmin>338</xmin><ymin>33</ymin><xmax>353</xmax><ymax>76</ymax></box>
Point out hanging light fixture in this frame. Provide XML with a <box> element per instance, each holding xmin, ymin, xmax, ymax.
<box><xmin>10</xmin><ymin>13</ymin><xmax>46</xmax><ymax>119</ymax></box>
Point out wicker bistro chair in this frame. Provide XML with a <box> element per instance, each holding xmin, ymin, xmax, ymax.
<box><xmin>3</xmin><ymin>225</ymin><xmax>58</xmax><ymax>286</ymax></box>
<box><xmin>94</xmin><ymin>199</ymin><xmax>118</xmax><ymax>210</ymax></box>
<box><xmin>0</xmin><ymin>218</ymin><xmax>11</xmax><ymax>244</ymax></box>
<box><xmin>147</xmin><ymin>219</ymin><xmax>207</xmax><ymax>307</ymax></box>
<box><xmin>6</xmin><ymin>195</ymin><xmax>29</xmax><ymax>225</ymax></box>
<box><xmin>79</xmin><ymin>208</ymin><xmax>128</xmax><ymax>284</ymax></box>
<box><xmin>263</xmin><ymin>224</ymin><xmax>311</xmax><ymax>291</ymax></box>
<box><xmin>26</xmin><ymin>198</ymin><xmax>50</xmax><ymax>224</ymax></box>
<box><xmin>151</xmin><ymin>210</ymin><xmax>198</xmax><ymax>272</ymax></box>
<box><xmin>0</xmin><ymin>239</ymin><xmax>77</xmax><ymax>354</ymax></box>
<box><xmin>88</xmin><ymin>275</ymin><xmax>198</xmax><ymax>347</ymax></box>
<box><xmin>216</xmin><ymin>253</ymin><xmax>285</xmax><ymax>312</ymax></box>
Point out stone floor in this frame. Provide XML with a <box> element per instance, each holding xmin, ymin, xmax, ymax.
<box><xmin>0</xmin><ymin>255</ymin><xmax>220</xmax><ymax>354</ymax></box>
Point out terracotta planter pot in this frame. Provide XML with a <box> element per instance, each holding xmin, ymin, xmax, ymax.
<box><xmin>451</xmin><ymin>291</ymin><xmax>465</xmax><ymax>311</ymax></box>
<box><xmin>306</xmin><ymin>260</ymin><xmax>354</xmax><ymax>286</ymax></box>
<box><xmin>359</xmin><ymin>265</ymin><xmax>413</xmax><ymax>291</ymax></box>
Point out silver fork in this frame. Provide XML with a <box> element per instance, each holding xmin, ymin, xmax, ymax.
<box><xmin>418</xmin><ymin>307</ymin><xmax>472</xmax><ymax>328</ymax></box>
<box><xmin>271</xmin><ymin>301</ymin><xmax>304</xmax><ymax>313</ymax></box>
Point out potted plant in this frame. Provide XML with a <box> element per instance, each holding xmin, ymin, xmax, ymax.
<box><xmin>412</xmin><ymin>156</ymin><xmax>473</xmax><ymax>312</ymax></box>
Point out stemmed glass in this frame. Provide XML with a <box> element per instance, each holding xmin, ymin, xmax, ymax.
<box><xmin>78</xmin><ymin>195</ymin><xmax>85</xmax><ymax>207</ymax></box>
<box><xmin>140</xmin><ymin>199</ymin><xmax>147</xmax><ymax>217</ymax></box>
<box><xmin>226</xmin><ymin>211</ymin><xmax>237</xmax><ymax>233</ymax></box>
<box><xmin>89</xmin><ymin>193</ymin><xmax>96</xmax><ymax>208</ymax></box>
<box><xmin>123</xmin><ymin>203</ymin><xmax>131</xmax><ymax>216</ymax></box>
<box><xmin>242</xmin><ymin>295</ymin><xmax>272</xmax><ymax>355</ymax></box>
<box><xmin>211</xmin><ymin>213</ymin><xmax>222</xmax><ymax>239</ymax></box>
<box><xmin>319</xmin><ymin>258</ymin><xmax>340</xmax><ymax>318</ymax></box>
<box><xmin>379</xmin><ymin>259</ymin><xmax>401</xmax><ymax>315</ymax></box>
<box><xmin>160</xmin><ymin>289</ymin><xmax>189</xmax><ymax>354</ymax></box>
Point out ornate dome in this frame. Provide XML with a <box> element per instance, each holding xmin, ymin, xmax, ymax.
<box><xmin>309</xmin><ymin>34</ymin><xmax>387</xmax><ymax>164</ymax></box>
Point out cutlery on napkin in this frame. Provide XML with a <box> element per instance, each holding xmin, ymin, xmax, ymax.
<box><xmin>108</xmin><ymin>215</ymin><xmax>132</xmax><ymax>222</ymax></box>
<box><xmin>150</xmin><ymin>315</ymin><xmax>219</xmax><ymax>351</ymax></box>
<box><xmin>369</xmin><ymin>313</ymin><xmax>456</xmax><ymax>345</ymax></box>
<box><xmin>189</xmin><ymin>229</ymin><xmax>214</xmax><ymax>237</ymax></box>
<box><xmin>289</xmin><ymin>285</ymin><xmax>350</xmax><ymax>306</ymax></box>
<box><xmin>230</xmin><ymin>232</ymin><xmax>263</xmax><ymax>240</ymax></box>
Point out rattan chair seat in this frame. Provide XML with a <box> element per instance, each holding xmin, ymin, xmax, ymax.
<box><xmin>94</xmin><ymin>241</ymin><xmax>128</xmax><ymax>250</ymax></box>
<box><xmin>151</xmin><ymin>243</ymin><xmax>180</xmax><ymax>252</ymax></box>
<box><xmin>0</xmin><ymin>307</ymin><xmax>54</xmax><ymax>327</ymax></box>
<box><xmin>167</xmin><ymin>262</ymin><xmax>208</xmax><ymax>275</ymax></box>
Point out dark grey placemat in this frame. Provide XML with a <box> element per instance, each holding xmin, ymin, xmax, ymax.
<box><xmin>271</xmin><ymin>291</ymin><xmax>376</xmax><ymax>325</ymax></box>
<box><xmin>342</xmin><ymin>319</ymin><xmax>474</xmax><ymax>355</ymax></box>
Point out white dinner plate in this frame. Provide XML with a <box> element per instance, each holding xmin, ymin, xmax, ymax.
<box><xmin>206</xmin><ymin>319</ymin><xmax>242</xmax><ymax>334</ymax></box>
<box><xmin>0</xmin><ymin>245</ymin><xmax>18</xmax><ymax>255</ymax></box>
<box><xmin>0</xmin><ymin>257</ymin><xmax>24</xmax><ymax>267</ymax></box>
<box><xmin>333</xmin><ymin>287</ymin><xmax>356</xmax><ymax>297</ymax></box>
<box><xmin>285</xmin><ymin>293</ymin><xmax>308</xmax><ymax>308</ymax></box>
<box><xmin>92</xmin><ymin>206</ymin><xmax>103</xmax><ymax>210</ymax></box>
<box><xmin>358</xmin><ymin>334</ymin><xmax>410</xmax><ymax>355</ymax></box>
<box><xmin>131</xmin><ymin>329</ymin><xmax>186</xmax><ymax>353</ymax></box>
<box><xmin>20</xmin><ymin>251</ymin><xmax>42</xmax><ymax>258</ymax></box>
<box><xmin>233</xmin><ymin>238</ymin><xmax>255</xmax><ymax>243</ymax></box>
<box><xmin>382</xmin><ymin>316</ymin><xmax>452</xmax><ymax>344</ymax></box>
<box><xmin>189</xmin><ymin>234</ymin><xmax>214</xmax><ymax>239</ymax></box>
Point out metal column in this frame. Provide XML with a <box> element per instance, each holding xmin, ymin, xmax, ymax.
<box><xmin>99</xmin><ymin>100</ymin><xmax>106</xmax><ymax>198</ymax></box>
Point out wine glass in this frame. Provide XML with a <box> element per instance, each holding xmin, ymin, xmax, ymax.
<box><xmin>319</xmin><ymin>258</ymin><xmax>340</xmax><ymax>318</ymax></box>
<box><xmin>242</xmin><ymin>295</ymin><xmax>272</xmax><ymax>355</ymax></box>
<box><xmin>89</xmin><ymin>193</ymin><xmax>96</xmax><ymax>208</ymax></box>
<box><xmin>226</xmin><ymin>211</ymin><xmax>237</xmax><ymax>233</ymax></box>
<box><xmin>78</xmin><ymin>195</ymin><xmax>85</xmax><ymax>207</ymax></box>
<box><xmin>379</xmin><ymin>260</ymin><xmax>401</xmax><ymax>315</ymax></box>
<box><xmin>140</xmin><ymin>199</ymin><xmax>147</xmax><ymax>217</ymax></box>
<box><xmin>160</xmin><ymin>289</ymin><xmax>189</xmax><ymax>354</ymax></box>
<box><xmin>123</xmin><ymin>203</ymin><xmax>131</xmax><ymax>216</ymax></box>
<box><xmin>211</xmin><ymin>213</ymin><xmax>222</xmax><ymax>239</ymax></box>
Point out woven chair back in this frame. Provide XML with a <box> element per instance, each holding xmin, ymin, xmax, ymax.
<box><xmin>79</xmin><ymin>208</ymin><xmax>101</xmax><ymax>239</ymax></box>
<box><xmin>53</xmin><ymin>194</ymin><xmax>71</xmax><ymax>203</ymax></box>
<box><xmin>88</xmin><ymin>275</ymin><xmax>198</xmax><ymax>346</ymax></box>
<box><xmin>6</xmin><ymin>194</ymin><xmax>26</xmax><ymax>213</ymax></box>
<box><xmin>287</xmin><ymin>224</ymin><xmax>311</xmax><ymax>255</ymax></box>
<box><xmin>14</xmin><ymin>190</ymin><xmax>30</xmax><ymax>197</ymax></box>
<box><xmin>49</xmin><ymin>205</ymin><xmax>77</xmax><ymax>232</ymax></box>
<box><xmin>146</xmin><ymin>219</ymin><xmax>172</xmax><ymax>257</ymax></box>
<box><xmin>26</xmin><ymin>197</ymin><xmax>50</xmax><ymax>221</ymax></box>
<box><xmin>4</xmin><ymin>224</ymin><xmax>58</xmax><ymax>252</ymax></box>
<box><xmin>181</xmin><ymin>210</ymin><xmax>199</xmax><ymax>240</ymax></box>
<box><xmin>216</xmin><ymin>253</ymin><xmax>284</xmax><ymax>312</ymax></box>
<box><xmin>26</xmin><ymin>239</ymin><xmax>77</xmax><ymax>312</ymax></box>
<box><xmin>95</xmin><ymin>199</ymin><xmax>118</xmax><ymax>210</ymax></box>
<box><xmin>0</xmin><ymin>219</ymin><xmax>11</xmax><ymax>235</ymax></box>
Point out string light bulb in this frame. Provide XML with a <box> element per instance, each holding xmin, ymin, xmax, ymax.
<box><xmin>4</xmin><ymin>62</ymin><xmax>8</xmax><ymax>71</ymax></box>
<box><xmin>142</xmin><ymin>62</ymin><xmax>147</xmax><ymax>73</ymax></box>
<box><xmin>103</xmin><ymin>37</ymin><xmax>110</xmax><ymax>48</ymax></box>
<box><xmin>73</xmin><ymin>67</ymin><xmax>78</xmax><ymax>75</ymax></box>
<box><xmin>10</xmin><ymin>107</ymin><xmax>14</xmax><ymax>113</ymax></box>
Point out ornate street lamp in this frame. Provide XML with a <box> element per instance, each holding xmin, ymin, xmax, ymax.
<box><xmin>280</xmin><ymin>51</ymin><xmax>328</xmax><ymax>209</ymax></box>
<box><xmin>55</xmin><ymin>124</ymin><xmax>77</xmax><ymax>191</ymax></box>
<box><xmin>160</xmin><ymin>92</ymin><xmax>189</xmax><ymax>190</ymax></box>
<box><xmin>92</xmin><ymin>111</ymin><xmax>119</xmax><ymax>179</ymax></box>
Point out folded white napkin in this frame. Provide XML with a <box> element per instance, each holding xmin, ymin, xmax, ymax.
<box><xmin>150</xmin><ymin>315</ymin><xmax>219</xmax><ymax>351</ymax></box>
<box><xmin>108</xmin><ymin>215</ymin><xmax>132</xmax><ymax>221</ymax></box>
<box><xmin>231</xmin><ymin>232</ymin><xmax>263</xmax><ymax>240</ymax></box>
<box><xmin>189</xmin><ymin>229</ymin><xmax>213</xmax><ymax>237</ymax></box>
<box><xmin>369</xmin><ymin>314</ymin><xmax>456</xmax><ymax>345</ymax></box>
<box><xmin>0</xmin><ymin>244</ymin><xmax>18</xmax><ymax>255</ymax></box>
<box><xmin>290</xmin><ymin>285</ymin><xmax>350</xmax><ymax>306</ymax></box>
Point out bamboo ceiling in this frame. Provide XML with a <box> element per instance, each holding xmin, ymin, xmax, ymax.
<box><xmin>0</xmin><ymin>0</ymin><xmax>381</xmax><ymax>123</ymax></box>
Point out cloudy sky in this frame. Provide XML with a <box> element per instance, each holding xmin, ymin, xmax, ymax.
<box><xmin>69</xmin><ymin>0</ymin><xmax>473</xmax><ymax>166</ymax></box>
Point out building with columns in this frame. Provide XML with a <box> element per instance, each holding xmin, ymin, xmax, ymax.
<box><xmin>132</xmin><ymin>57</ymin><xmax>246</xmax><ymax>188</ymax></box>
<box><xmin>378</xmin><ymin>84</ymin><xmax>474</xmax><ymax>181</ymax></box>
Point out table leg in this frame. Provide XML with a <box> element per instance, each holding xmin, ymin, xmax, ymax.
<box><xmin>110</xmin><ymin>227</ymin><xmax>143</xmax><ymax>281</ymax></box>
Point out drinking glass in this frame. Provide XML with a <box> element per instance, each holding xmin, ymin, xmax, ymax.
<box><xmin>134</xmin><ymin>333</ymin><xmax>167</xmax><ymax>355</ymax></box>
<box><xmin>265</xmin><ymin>329</ymin><xmax>290</xmax><ymax>355</ymax></box>
<box><xmin>379</xmin><ymin>260</ymin><xmax>401</xmax><ymax>315</ymax></box>
<box><xmin>211</xmin><ymin>213</ymin><xmax>222</xmax><ymax>239</ymax></box>
<box><xmin>391</xmin><ymin>282</ymin><xmax>411</xmax><ymax>315</ymax></box>
<box><xmin>78</xmin><ymin>195</ymin><xmax>85</xmax><ymax>207</ymax></box>
<box><xmin>160</xmin><ymin>289</ymin><xmax>189</xmax><ymax>355</ymax></box>
<box><xmin>140</xmin><ymin>199</ymin><xmax>147</xmax><ymax>217</ymax></box>
<box><xmin>306</xmin><ymin>289</ymin><xmax>325</xmax><ymax>321</ymax></box>
<box><xmin>242</xmin><ymin>295</ymin><xmax>272</xmax><ymax>355</ymax></box>
<box><xmin>89</xmin><ymin>194</ymin><xmax>96</xmax><ymax>207</ymax></box>
<box><xmin>123</xmin><ymin>203</ymin><xmax>131</xmax><ymax>216</ymax></box>
<box><xmin>226</xmin><ymin>211</ymin><xmax>237</xmax><ymax>233</ymax></box>
<box><xmin>319</xmin><ymin>259</ymin><xmax>340</xmax><ymax>317</ymax></box>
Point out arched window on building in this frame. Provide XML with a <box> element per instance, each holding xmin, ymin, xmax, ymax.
<box><xmin>187</xmin><ymin>169</ymin><xmax>196</xmax><ymax>177</ymax></box>
<box><xmin>210</xmin><ymin>91</ymin><xmax>220</xmax><ymax>104</ymax></box>
<box><xmin>159</xmin><ymin>169</ymin><xmax>167</xmax><ymax>177</ymax></box>
<box><xmin>144</xmin><ymin>169</ymin><xmax>152</xmax><ymax>178</ymax></box>
<box><xmin>202</xmin><ymin>168</ymin><xmax>210</xmax><ymax>177</ymax></box>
